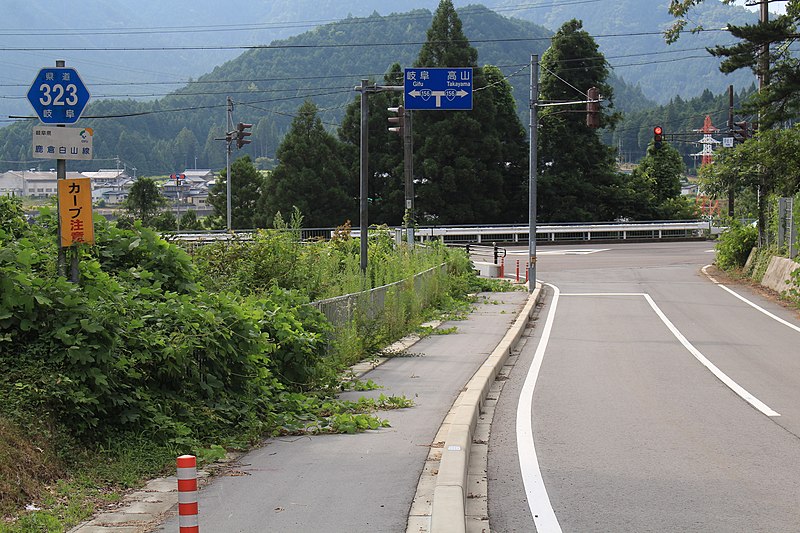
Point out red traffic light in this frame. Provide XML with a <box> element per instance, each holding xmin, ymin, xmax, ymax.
<box><xmin>653</xmin><ymin>126</ymin><xmax>663</xmax><ymax>136</ymax></box>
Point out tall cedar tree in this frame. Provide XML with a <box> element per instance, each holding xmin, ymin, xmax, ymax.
<box><xmin>412</xmin><ymin>0</ymin><xmax>528</xmax><ymax>224</ymax></box>
<box><xmin>339</xmin><ymin>64</ymin><xmax>406</xmax><ymax>226</ymax></box>
<box><xmin>537</xmin><ymin>19</ymin><xmax>623</xmax><ymax>222</ymax></box>
<box><xmin>208</xmin><ymin>155</ymin><xmax>264</xmax><ymax>229</ymax></box>
<box><xmin>259</xmin><ymin>101</ymin><xmax>355</xmax><ymax>228</ymax></box>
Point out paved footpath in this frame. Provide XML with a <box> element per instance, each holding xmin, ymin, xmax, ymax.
<box><xmin>146</xmin><ymin>291</ymin><xmax>529</xmax><ymax>533</ymax></box>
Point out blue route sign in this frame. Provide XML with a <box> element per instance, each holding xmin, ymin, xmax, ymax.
<box><xmin>26</xmin><ymin>67</ymin><xmax>90</xmax><ymax>125</ymax></box>
<box><xmin>404</xmin><ymin>67</ymin><xmax>473</xmax><ymax>111</ymax></box>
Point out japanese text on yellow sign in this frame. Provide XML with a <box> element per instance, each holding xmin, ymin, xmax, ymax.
<box><xmin>58</xmin><ymin>178</ymin><xmax>94</xmax><ymax>246</ymax></box>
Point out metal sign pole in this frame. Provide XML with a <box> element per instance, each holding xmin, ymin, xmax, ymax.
<box><xmin>54</xmin><ymin>60</ymin><xmax>69</xmax><ymax>278</ymax></box>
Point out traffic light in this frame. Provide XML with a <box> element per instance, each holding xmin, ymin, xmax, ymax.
<box><xmin>653</xmin><ymin>126</ymin><xmax>663</xmax><ymax>149</ymax></box>
<box><xmin>732</xmin><ymin>121</ymin><xmax>748</xmax><ymax>144</ymax></box>
<box><xmin>388</xmin><ymin>106</ymin><xmax>404</xmax><ymax>134</ymax></box>
<box><xmin>586</xmin><ymin>87</ymin><xmax>600</xmax><ymax>129</ymax></box>
<box><xmin>236</xmin><ymin>122</ymin><xmax>252</xmax><ymax>149</ymax></box>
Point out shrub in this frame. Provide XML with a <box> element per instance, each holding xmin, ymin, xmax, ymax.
<box><xmin>715</xmin><ymin>221</ymin><xmax>758</xmax><ymax>270</ymax></box>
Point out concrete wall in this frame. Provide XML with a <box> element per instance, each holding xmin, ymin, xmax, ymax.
<box><xmin>761</xmin><ymin>256</ymin><xmax>800</xmax><ymax>295</ymax></box>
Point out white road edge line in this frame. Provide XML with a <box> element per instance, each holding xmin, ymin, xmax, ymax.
<box><xmin>642</xmin><ymin>293</ymin><xmax>781</xmax><ymax>417</ymax></box>
<box><xmin>517</xmin><ymin>282</ymin><xmax>563</xmax><ymax>533</ymax></box>
<box><xmin>702</xmin><ymin>265</ymin><xmax>800</xmax><ymax>335</ymax></box>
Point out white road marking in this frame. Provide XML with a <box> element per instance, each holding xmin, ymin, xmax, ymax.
<box><xmin>517</xmin><ymin>285</ymin><xmax>781</xmax><ymax>529</ymax></box>
<box><xmin>506</xmin><ymin>249</ymin><xmax>610</xmax><ymax>256</ymax></box>
<box><xmin>641</xmin><ymin>293</ymin><xmax>780</xmax><ymax>417</ymax></box>
<box><xmin>561</xmin><ymin>291</ymin><xmax>780</xmax><ymax>417</ymax></box>
<box><xmin>517</xmin><ymin>282</ymin><xmax>563</xmax><ymax>533</ymax></box>
<box><xmin>702</xmin><ymin>265</ymin><xmax>800</xmax><ymax>335</ymax></box>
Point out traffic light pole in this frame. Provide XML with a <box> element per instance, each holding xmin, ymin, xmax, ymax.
<box><xmin>354</xmin><ymin>81</ymin><xmax>405</xmax><ymax>273</ymax></box>
<box><xmin>528</xmin><ymin>55</ymin><xmax>538</xmax><ymax>293</ymax></box>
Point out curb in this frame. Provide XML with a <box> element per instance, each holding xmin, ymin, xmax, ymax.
<box><xmin>429</xmin><ymin>284</ymin><xmax>542</xmax><ymax>533</ymax></box>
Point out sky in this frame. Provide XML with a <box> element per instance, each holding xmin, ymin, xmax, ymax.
<box><xmin>736</xmin><ymin>0</ymin><xmax>787</xmax><ymax>15</ymax></box>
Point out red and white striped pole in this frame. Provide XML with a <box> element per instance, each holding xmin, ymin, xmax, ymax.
<box><xmin>177</xmin><ymin>455</ymin><xmax>199</xmax><ymax>533</ymax></box>
<box><xmin>515</xmin><ymin>259</ymin><xmax>520</xmax><ymax>282</ymax></box>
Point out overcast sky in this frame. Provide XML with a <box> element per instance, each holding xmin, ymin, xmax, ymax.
<box><xmin>736</xmin><ymin>0</ymin><xmax>787</xmax><ymax>15</ymax></box>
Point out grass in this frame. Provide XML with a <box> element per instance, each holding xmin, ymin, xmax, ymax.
<box><xmin>0</xmin><ymin>422</ymin><xmax>178</xmax><ymax>532</ymax></box>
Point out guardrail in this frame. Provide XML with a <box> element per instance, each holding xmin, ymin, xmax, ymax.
<box><xmin>412</xmin><ymin>220</ymin><xmax>710</xmax><ymax>244</ymax></box>
<box><xmin>164</xmin><ymin>220</ymin><xmax>711</xmax><ymax>249</ymax></box>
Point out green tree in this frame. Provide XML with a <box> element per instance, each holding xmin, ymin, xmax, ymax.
<box><xmin>537</xmin><ymin>19</ymin><xmax>623</xmax><ymax>222</ymax></box>
<box><xmin>411</xmin><ymin>0</ymin><xmax>528</xmax><ymax>224</ymax></box>
<box><xmin>259</xmin><ymin>101</ymin><xmax>355</xmax><ymax>228</ymax></box>
<box><xmin>700</xmin><ymin>126</ymin><xmax>800</xmax><ymax>222</ymax></box>
<box><xmin>668</xmin><ymin>1</ymin><xmax>800</xmax><ymax>126</ymax></box>
<box><xmin>124</xmin><ymin>177</ymin><xmax>167</xmax><ymax>225</ymax></box>
<box><xmin>208</xmin><ymin>155</ymin><xmax>265</xmax><ymax>229</ymax></box>
<box><xmin>632</xmin><ymin>142</ymin><xmax>694</xmax><ymax>220</ymax></box>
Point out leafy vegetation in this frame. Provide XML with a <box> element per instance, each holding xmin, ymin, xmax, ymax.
<box><xmin>0</xmin><ymin>194</ymin><xmax>482</xmax><ymax>528</ymax></box>
<box><xmin>715</xmin><ymin>221</ymin><xmax>758</xmax><ymax>270</ymax></box>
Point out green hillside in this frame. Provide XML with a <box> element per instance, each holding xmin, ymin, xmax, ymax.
<box><xmin>0</xmin><ymin>6</ymin><xmax>651</xmax><ymax>176</ymax></box>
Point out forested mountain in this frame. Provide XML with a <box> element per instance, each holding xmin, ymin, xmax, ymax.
<box><xmin>488</xmin><ymin>0</ymin><xmax>759</xmax><ymax>102</ymax></box>
<box><xmin>1</xmin><ymin>0</ymin><xmax>759</xmax><ymax>122</ymax></box>
<box><xmin>0</xmin><ymin>6</ymin><xmax>649</xmax><ymax>175</ymax></box>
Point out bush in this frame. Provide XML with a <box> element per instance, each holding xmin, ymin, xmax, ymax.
<box><xmin>716</xmin><ymin>221</ymin><xmax>758</xmax><ymax>270</ymax></box>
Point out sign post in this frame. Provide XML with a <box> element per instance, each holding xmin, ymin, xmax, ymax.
<box><xmin>27</xmin><ymin>61</ymin><xmax>91</xmax><ymax>281</ymax></box>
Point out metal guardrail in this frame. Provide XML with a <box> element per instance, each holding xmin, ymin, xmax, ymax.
<box><xmin>412</xmin><ymin>220</ymin><xmax>710</xmax><ymax>244</ymax></box>
<box><xmin>310</xmin><ymin>264</ymin><xmax>446</xmax><ymax>329</ymax></box>
<box><xmin>164</xmin><ymin>220</ymin><xmax>711</xmax><ymax>248</ymax></box>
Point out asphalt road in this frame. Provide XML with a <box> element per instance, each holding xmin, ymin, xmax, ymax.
<box><xmin>489</xmin><ymin>242</ymin><xmax>800</xmax><ymax>532</ymax></box>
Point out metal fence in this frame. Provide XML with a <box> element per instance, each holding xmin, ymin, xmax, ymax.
<box><xmin>165</xmin><ymin>221</ymin><xmax>711</xmax><ymax>252</ymax></box>
<box><xmin>310</xmin><ymin>264</ymin><xmax>446</xmax><ymax>329</ymax></box>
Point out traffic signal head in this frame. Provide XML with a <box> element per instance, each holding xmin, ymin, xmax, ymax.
<box><xmin>236</xmin><ymin>122</ymin><xmax>253</xmax><ymax>149</ymax></box>
<box><xmin>653</xmin><ymin>126</ymin><xmax>663</xmax><ymax>149</ymax></box>
<box><xmin>388</xmin><ymin>106</ymin><xmax>404</xmax><ymax>134</ymax></box>
<box><xmin>731</xmin><ymin>121</ymin><xmax>748</xmax><ymax>144</ymax></box>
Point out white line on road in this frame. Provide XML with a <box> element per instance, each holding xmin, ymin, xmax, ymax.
<box><xmin>516</xmin><ymin>286</ymin><xmax>780</xmax><ymax>531</ymax></box>
<box><xmin>561</xmin><ymin>291</ymin><xmax>780</xmax><ymax>417</ymax></box>
<box><xmin>506</xmin><ymin>248</ymin><xmax>610</xmax><ymax>256</ymax></box>
<box><xmin>517</xmin><ymin>283</ymin><xmax>563</xmax><ymax>533</ymax></box>
<box><xmin>641</xmin><ymin>294</ymin><xmax>780</xmax><ymax>417</ymax></box>
<box><xmin>702</xmin><ymin>265</ymin><xmax>800</xmax><ymax>335</ymax></box>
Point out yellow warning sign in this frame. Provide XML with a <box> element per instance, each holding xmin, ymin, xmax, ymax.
<box><xmin>58</xmin><ymin>178</ymin><xmax>94</xmax><ymax>246</ymax></box>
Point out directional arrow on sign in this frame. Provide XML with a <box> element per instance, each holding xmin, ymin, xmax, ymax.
<box><xmin>404</xmin><ymin>67</ymin><xmax>473</xmax><ymax>111</ymax></box>
<box><xmin>407</xmin><ymin>89</ymin><xmax>470</xmax><ymax>108</ymax></box>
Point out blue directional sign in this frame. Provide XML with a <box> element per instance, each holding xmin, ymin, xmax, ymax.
<box><xmin>27</xmin><ymin>67</ymin><xmax>90</xmax><ymax>124</ymax></box>
<box><xmin>404</xmin><ymin>67</ymin><xmax>473</xmax><ymax>111</ymax></box>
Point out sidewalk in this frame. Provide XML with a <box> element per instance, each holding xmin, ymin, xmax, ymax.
<box><xmin>71</xmin><ymin>290</ymin><xmax>530</xmax><ymax>533</ymax></box>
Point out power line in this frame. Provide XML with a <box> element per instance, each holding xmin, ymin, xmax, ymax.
<box><xmin>0</xmin><ymin>29</ymin><xmax>728</xmax><ymax>53</ymax></box>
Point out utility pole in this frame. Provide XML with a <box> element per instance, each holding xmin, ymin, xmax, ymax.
<box><xmin>727</xmin><ymin>84</ymin><xmax>735</xmax><ymax>218</ymax></box>
<box><xmin>757</xmin><ymin>1</ymin><xmax>769</xmax><ymax>245</ymax></box>
<box><xmin>359</xmin><ymin>79</ymin><xmax>369</xmax><ymax>274</ymax></box>
<box><xmin>528</xmin><ymin>54</ymin><xmax>538</xmax><ymax>293</ymax></box>
<box><xmin>226</xmin><ymin>96</ymin><xmax>234</xmax><ymax>232</ymax></box>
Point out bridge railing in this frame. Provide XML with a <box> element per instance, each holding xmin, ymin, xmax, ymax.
<box><xmin>165</xmin><ymin>220</ymin><xmax>711</xmax><ymax>250</ymax></box>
